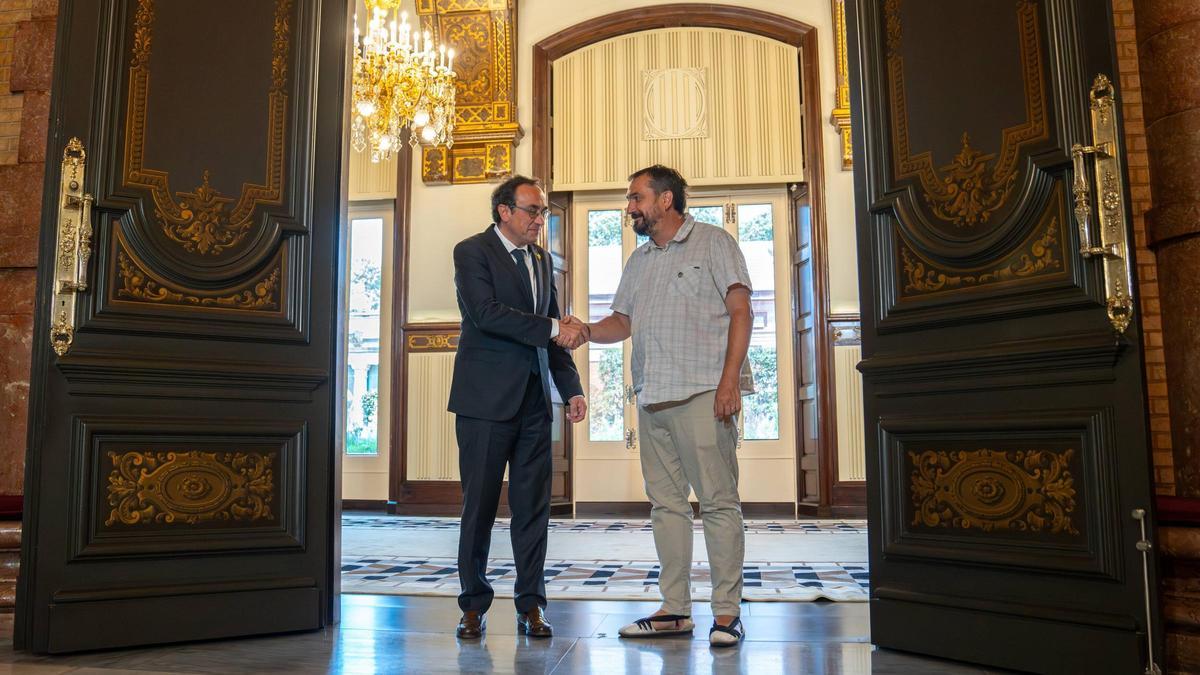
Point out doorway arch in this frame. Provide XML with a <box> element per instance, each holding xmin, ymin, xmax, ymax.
<box><xmin>531</xmin><ymin>4</ymin><xmax>854</xmax><ymax>515</ymax></box>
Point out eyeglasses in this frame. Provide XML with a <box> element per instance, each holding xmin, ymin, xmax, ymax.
<box><xmin>507</xmin><ymin>203</ymin><xmax>551</xmax><ymax>219</ymax></box>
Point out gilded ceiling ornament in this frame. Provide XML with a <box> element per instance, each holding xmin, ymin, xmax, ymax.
<box><xmin>909</xmin><ymin>447</ymin><xmax>1078</xmax><ymax>535</ymax></box>
<box><xmin>105</xmin><ymin>450</ymin><xmax>276</xmax><ymax>526</ymax></box>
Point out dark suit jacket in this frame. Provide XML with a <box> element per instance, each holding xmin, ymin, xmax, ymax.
<box><xmin>448</xmin><ymin>225</ymin><xmax>584</xmax><ymax>421</ymax></box>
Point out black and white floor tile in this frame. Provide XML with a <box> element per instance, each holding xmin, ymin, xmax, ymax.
<box><xmin>341</xmin><ymin>514</ymin><xmax>868</xmax><ymax>536</ymax></box>
<box><xmin>341</xmin><ymin>555</ymin><xmax>869</xmax><ymax>602</ymax></box>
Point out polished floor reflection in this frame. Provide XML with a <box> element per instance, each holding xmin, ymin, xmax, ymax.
<box><xmin>0</xmin><ymin>594</ymin><xmax>1013</xmax><ymax>674</ymax></box>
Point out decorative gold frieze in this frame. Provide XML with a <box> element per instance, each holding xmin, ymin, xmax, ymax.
<box><xmin>105</xmin><ymin>450</ymin><xmax>276</xmax><ymax>526</ymax></box>
<box><xmin>112</xmin><ymin>228</ymin><xmax>284</xmax><ymax>312</ymax></box>
<box><xmin>418</xmin><ymin>0</ymin><xmax>521</xmax><ymax>184</ymax></box>
<box><xmin>421</xmin><ymin>140</ymin><xmax>514</xmax><ymax>185</ymax></box>
<box><xmin>886</xmin><ymin>0</ymin><xmax>1048</xmax><ymax>228</ymax></box>
<box><xmin>123</xmin><ymin>0</ymin><xmax>292</xmax><ymax>255</ymax></box>
<box><xmin>830</xmin><ymin>0</ymin><xmax>852</xmax><ymax>170</ymax></box>
<box><xmin>407</xmin><ymin>333</ymin><xmax>459</xmax><ymax>351</ymax></box>
<box><xmin>909</xmin><ymin>447</ymin><xmax>1078</xmax><ymax>535</ymax></box>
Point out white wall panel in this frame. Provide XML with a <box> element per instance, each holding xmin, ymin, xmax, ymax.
<box><xmin>553</xmin><ymin>27</ymin><xmax>804</xmax><ymax>190</ymax></box>
<box><xmin>835</xmin><ymin>344</ymin><xmax>866</xmax><ymax>482</ymax></box>
<box><xmin>406</xmin><ymin>351</ymin><xmax>459</xmax><ymax>481</ymax></box>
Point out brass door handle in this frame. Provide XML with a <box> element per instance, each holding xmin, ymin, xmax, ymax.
<box><xmin>1070</xmin><ymin>75</ymin><xmax>1135</xmax><ymax>335</ymax></box>
<box><xmin>50</xmin><ymin>137</ymin><xmax>93</xmax><ymax>356</ymax></box>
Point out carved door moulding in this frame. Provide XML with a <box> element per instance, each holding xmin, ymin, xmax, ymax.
<box><xmin>418</xmin><ymin>0</ymin><xmax>522</xmax><ymax>184</ymax></box>
<box><xmin>105</xmin><ymin>450</ymin><xmax>278</xmax><ymax>527</ymax></box>
<box><xmin>108</xmin><ymin>225</ymin><xmax>286</xmax><ymax>316</ymax></box>
<box><xmin>122</xmin><ymin>0</ymin><xmax>293</xmax><ymax>257</ymax></box>
<box><xmin>885</xmin><ymin>0</ymin><xmax>1049</xmax><ymax>231</ymax></box>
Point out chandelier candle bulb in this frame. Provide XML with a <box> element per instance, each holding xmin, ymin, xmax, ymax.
<box><xmin>351</xmin><ymin>0</ymin><xmax>458</xmax><ymax>160</ymax></box>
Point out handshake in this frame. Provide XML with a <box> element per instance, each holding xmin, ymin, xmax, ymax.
<box><xmin>554</xmin><ymin>315</ymin><xmax>591</xmax><ymax>349</ymax></box>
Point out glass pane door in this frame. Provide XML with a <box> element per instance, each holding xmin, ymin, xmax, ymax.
<box><xmin>346</xmin><ymin>215</ymin><xmax>384</xmax><ymax>455</ymax></box>
<box><xmin>584</xmin><ymin>208</ymin><xmax>626</xmax><ymax>443</ymax></box>
<box><xmin>571</xmin><ymin>190</ymin><xmax>795</xmax><ymax>504</ymax></box>
<box><xmin>687</xmin><ymin>193</ymin><xmax>795</xmax><ymax>492</ymax></box>
<box><xmin>738</xmin><ymin>203</ymin><xmax>781</xmax><ymax>441</ymax></box>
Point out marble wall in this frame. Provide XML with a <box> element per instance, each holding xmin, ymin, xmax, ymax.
<box><xmin>1137</xmin><ymin>0</ymin><xmax>1200</xmax><ymax>498</ymax></box>
<box><xmin>0</xmin><ymin>0</ymin><xmax>53</xmax><ymax>495</ymax></box>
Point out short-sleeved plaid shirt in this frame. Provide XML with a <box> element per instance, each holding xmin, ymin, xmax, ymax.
<box><xmin>611</xmin><ymin>214</ymin><xmax>755</xmax><ymax>406</ymax></box>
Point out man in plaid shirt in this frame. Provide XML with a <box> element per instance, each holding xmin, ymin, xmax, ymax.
<box><xmin>558</xmin><ymin>165</ymin><xmax>754</xmax><ymax>647</ymax></box>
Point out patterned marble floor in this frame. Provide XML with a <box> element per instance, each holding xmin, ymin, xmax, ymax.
<box><xmin>341</xmin><ymin>516</ymin><xmax>870</xmax><ymax>601</ymax></box>
<box><xmin>342</xmin><ymin>557</ymin><xmax>869</xmax><ymax>602</ymax></box>
<box><xmin>342</xmin><ymin>515</ymin><xmax>869</xmax><ymax>535</ymax></box>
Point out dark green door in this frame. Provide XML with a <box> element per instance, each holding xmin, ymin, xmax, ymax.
<box><xmin>849</xmin><ymin>1</ymin><xmax>1161</xmax><ymax>672</ymax></box>
<box><xmin>18</xmin><ymin>0</ymin><xmax>347</xmax><ymax>653</ymax></box>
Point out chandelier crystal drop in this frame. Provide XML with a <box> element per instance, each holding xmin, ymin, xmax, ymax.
<box><xmin>352</xmin><ymin>0</ymin><xmax>457</xmax><ymax>162</ymax></box>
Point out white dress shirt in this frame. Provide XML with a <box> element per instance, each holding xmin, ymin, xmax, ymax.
<box><xmin>493</xmin><ymin>225</ymin><xmax>559</xmax><ymax>338</ymax></box>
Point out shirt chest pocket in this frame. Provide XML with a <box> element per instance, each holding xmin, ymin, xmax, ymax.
<box><xmin>668</xmin><ymin>264</ymin><xmax>707</xmax><ymax>299</ymax></box>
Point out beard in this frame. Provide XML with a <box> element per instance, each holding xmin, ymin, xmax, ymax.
<box><xmin>631</xmin><ymin>211</ymin><xmax>654</xmax><ymax>236</ymax></box>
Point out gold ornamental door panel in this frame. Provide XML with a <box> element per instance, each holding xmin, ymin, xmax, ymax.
<box><xmin>68</xmin><ymin>416</ymin><xmax>306</xmax><ymax>560</ymax></box>
<box><xmin>871</xmin><ymin>0</ymin><xmax>1099</xmax><ymax>327</ymax></box>
<box><xmin>879</xmin><ymin>409</ymin><xmax>1121</xmax><ymax>581</ymax></box>
<box><xmin>90</xmin><ymin>0</ymin><xmax>313</xmax><ymax>339</ymax></box>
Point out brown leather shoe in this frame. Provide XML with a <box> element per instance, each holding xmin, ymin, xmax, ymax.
<box><xmin>456</xmin><ymin>610</ymin><xmax>485</xmax><ymax>639</ymax></box>
<box><xmin>517</xmin><ymin>606</ymin><xmax>553</xmax><ymax>637</ymax></box>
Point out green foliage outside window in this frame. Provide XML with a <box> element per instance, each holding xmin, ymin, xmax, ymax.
<box><xmin>346</xmin><ymin>390</ymin><xmax>379</xmax><ymax>455</ymax></box>
<box><xmin>743</xmin><ymin>345</ymin><xmax>779</xmax><ymax>439</ymax></box>
<box><xmin>352</xmin><ymin>262</ymin><xmax>382</xmax><ymax>311</ymax></box>
<box><xmin>739</xmin><ymin>210</ymin><xmax>773</xmax><ymax>242</ymax></box>
<box><xmin>361</xmin><ymin>390</ymin><xmax>378</xmax><ymax>427</ymax></box>
<box><xmin>588</xmin><ymin>211</ymin><xmax>622</xmax><ymax>247</ymax></box>
<box><xmin>590</xmin><ymin>347</ymin><xmax>624</xmax><ymax>440</ymax></box>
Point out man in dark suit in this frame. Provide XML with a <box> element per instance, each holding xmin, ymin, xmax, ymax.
<box><xmin>448</xmin><ymin>175</ymin><xmax>587</xmax><ymax>639</ymax></box>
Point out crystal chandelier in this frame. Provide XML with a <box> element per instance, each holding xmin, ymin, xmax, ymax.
<box><xmin>352</xmin><ymin>0</ymin><xmax>457</xmax><ymax>162</ymax></box>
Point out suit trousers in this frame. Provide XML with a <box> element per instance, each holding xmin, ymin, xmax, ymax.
<box><xmin>638</xmin><ymin>390</ymin><xmax>745</xmax><ymax>616</ymax></box>
<box><xmin>456</xmin><ymin>372</ymin><xmax>552</xmax><ymax>614</ymax></box>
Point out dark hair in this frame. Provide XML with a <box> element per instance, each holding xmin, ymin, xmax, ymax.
<box><xmin>629</xmin><ymin>164</ymin><xmax>687</xmax><ymax>213</ymax></box>
<box><xmin>491</xmin><ymin>175</ymin><xmax>541</xmax><ymax>223</ymax></box>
